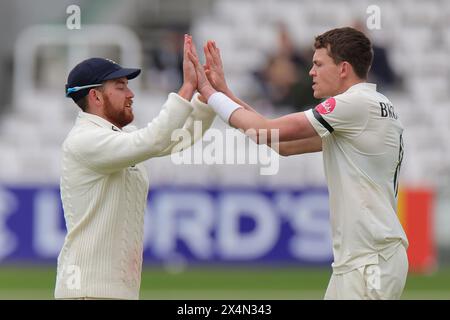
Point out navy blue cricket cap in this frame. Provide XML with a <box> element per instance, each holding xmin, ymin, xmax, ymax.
<box><xmin>65</xmin><ymin>57</ymin><xmax>141</xmax><ymax>102</ymax></box>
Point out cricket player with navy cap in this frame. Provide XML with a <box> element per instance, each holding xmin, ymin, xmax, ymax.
<box><xmin>55</xmin><ymin>35</ymin><xmax>215</xmax><ymax>300</ymax></box>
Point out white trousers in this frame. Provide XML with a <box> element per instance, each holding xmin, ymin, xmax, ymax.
<box><xmin>324</xmin><ymin>246</ymin><xmax>408</xmax><ymax>300</ymax></box>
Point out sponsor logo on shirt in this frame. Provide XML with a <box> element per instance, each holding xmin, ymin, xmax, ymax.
<box><xmin>315</xmin><ymin>97</ymin><xmax>336</xmax><ymax>115</ymax></box>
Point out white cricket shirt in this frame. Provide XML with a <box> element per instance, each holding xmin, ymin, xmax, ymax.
<box><xmin>305</xmin><ymin>83</ymin><xmax>408</xmax><ymax>274</ymax></box>
<box><xmin>55</xmin><ymin>93</ymin><xmax>215</xmax><ymax>299</ymax></box>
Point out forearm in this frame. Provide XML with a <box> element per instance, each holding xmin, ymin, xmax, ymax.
<box><xmin>200</xmin><ymin>87</ymin><xmax>264</xmax><ymax>128</ymax></box>
<box><xmin>229</xmin><ymin>108</ymin><xmax>270</xmax><ymax>132</ymax></box>
<box><xmin>203</xmin><ymin>91</ymin><xmax>279</xmax><ymax>144</ymax></box>
<box><xmin>199</xmin><ymin>89</ymin><xmax>258</xmax><ymax>114</ymax></box>
<box><xmin>224</xmin><ymin>89</ymin><xmax>259</xmax><ymax>114</ymax></box>
<box><xmin>271</xmin><ymin>136</ymin><xmax>323</xmax><ymax>156</ymax></box>
<box><xmin>157</xmin><ymin>93</ymin><xmax>216</xmax><ymax>157</ymax></box>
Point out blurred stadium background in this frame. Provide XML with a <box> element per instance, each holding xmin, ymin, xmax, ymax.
<box><xmin>0</xmin><ymin>0</ymin><xmax>449</xmax><ymax>299</ymax></box>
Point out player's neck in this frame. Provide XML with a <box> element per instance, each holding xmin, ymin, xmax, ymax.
<box><xmin>338</xmin><ymin>78</ymin><xmax>366</xmax><ymax>95</ymax></box>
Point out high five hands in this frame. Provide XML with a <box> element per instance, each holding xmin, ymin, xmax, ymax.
<box><xmin>184</xmin><ymin>35</ymin><xmax>267</xmax><ymax>137</ymax></box>
<box><xmin>179</xmin><ymin>33</ymin><xmax>223</xmax><ymax>101</ymax></box>
<box><xmin>182</xmin><ymin>34</ymin><xmax>321</xmax><ymax>155</ymax></box>
<box><xmin>185</xmin><ymin>35</ymin><xmax>225</xmax><ymax>101</ymax></box>
<box><xmin>185</xmin><ymin>35</ymin><xmax>256</xmax><ymax>113</ymax></box>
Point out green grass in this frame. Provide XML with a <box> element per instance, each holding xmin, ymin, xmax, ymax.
<box><xmin>0</xmin><ymin>265</ymin><xmax>449</xmax><ymax>299</ymax></box>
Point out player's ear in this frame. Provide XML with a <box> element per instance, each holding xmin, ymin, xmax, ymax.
<box><xmin>88</xmin><ymin>88</ymin><xmax>103</xmax><ymax>107</ymax></box>
<box><xmin>340</xmin><ymin>61</ymin><xmax>351</xmax><ymax>79</ymax></box>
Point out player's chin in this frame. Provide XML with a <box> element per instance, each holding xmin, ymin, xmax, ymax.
<box><xmin>125</xmin><ymin>107</ymin><xmax>133</xmax><ymax>115</ymax></box>
<box><xmin>123</xmin><ymin>109</ymin><xmax>134</xmax><ymax>123</ymax></box>
<box><xmin>313</xmin><ymin>89</ymin><xmax>322</xmax><ymax>99</ymax></box>
<box><xmin>127</xmin><ymin>113</ymin><xmax>134</xmax><ymax>123</ymax></box>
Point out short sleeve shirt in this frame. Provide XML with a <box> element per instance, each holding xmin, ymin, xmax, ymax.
<box><xmin>305</xmin><ymin>83</ymin><xmax>408</xmax><ymax>274</ymax></box>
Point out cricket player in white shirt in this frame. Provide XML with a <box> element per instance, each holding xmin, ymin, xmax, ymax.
<box><xmin>188</xmin><ymin>27</ymin><xmax>408</xmax><ymax>300</ymax></box>
<box><xmin>55</xmin><ymin>35</ymin><xmax>215</xmax><ymax>299</ymax></box>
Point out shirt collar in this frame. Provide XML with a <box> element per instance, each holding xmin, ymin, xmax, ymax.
<box><xmin>345</xmin><ymin>82</ymin><xmax>377</xmax><ymax>93</ymax></box>
<box><xmin>78</xmin><ymin>111</ymin><xmax>122</xmax><ymax>132</ymax></box>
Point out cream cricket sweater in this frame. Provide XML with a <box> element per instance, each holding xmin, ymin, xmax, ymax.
<box><xmin>55</xmin><ymin>93</ymin><xmax>215</xmax><ymax>299</ymax></box>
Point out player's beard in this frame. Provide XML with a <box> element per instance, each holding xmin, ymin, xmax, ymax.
<box><xmin>103</xmin><ymin>93</ymin><xmax>134</xmax><ymax>128</ymax></box>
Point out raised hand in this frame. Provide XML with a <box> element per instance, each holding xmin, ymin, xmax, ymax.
<box><xmin>204</xmin><ymin>40</ymin><xmax>257</xmax><ymax>113</ymax></box>
<box><xmin>178</xmin><ymin>34</ymin><xmax>197</xmax><ymax>100</ymax></box>
<box><xmin>187</xmin><ymin>40</ymin><xmax>216</xmax><ymax>100</ymax></box>
<box><xmin>183</xmin><ymin>34</ymin><xmax>197</xmax><ymax>89</ymax></box>
<box><xmin>204</xmin><ymin>41</ymin><xmax>229</xmax><ymax>94</ymax></box>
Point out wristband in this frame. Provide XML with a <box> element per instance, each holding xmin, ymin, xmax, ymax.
<box><xmin>207</xmin><ymin>92</ymin><xmax>243</xmax><ymax>124</ymax></box>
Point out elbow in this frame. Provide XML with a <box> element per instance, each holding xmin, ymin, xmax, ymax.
<box><xmin>270</xmin><ymin>143</ymin><xmax>290</xmax><ymax>157</ymax></box>
<box><xmin>277</xmin><ymin>148</ymin><xmax>291</xmax><ymax>157</ymax></box>
<box><xmin>276</xmin><ymin>142</ymin><xmax>296</xmax><ymax>157</ymax></box>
